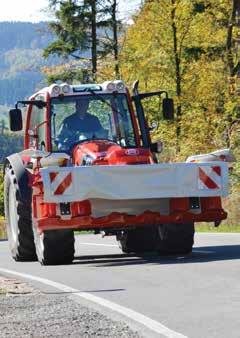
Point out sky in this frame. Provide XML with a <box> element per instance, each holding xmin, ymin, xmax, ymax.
<box><xmin>0</xmin><ymin>0</ymin><xmax>142</xmax><ymax>22</ymax></box>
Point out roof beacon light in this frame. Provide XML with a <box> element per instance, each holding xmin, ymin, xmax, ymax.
<box><xmin>62</xmin><ymin>84</ymin><xmax>71</xmax><ymax>94</ymax></box>
<box><xmin>105</xmin><ymin>82</ymin><xmax>116</xmax><ymax>91</ymax></box>
<box><xmin>52</xmin><ymin>85</ymin><xmax>61</xmax><ymax>95</ymax></box>
<box><xmin>115</xmin><ymin>81</ymin><xmax>125</xmax><ymax>91</ymax></box>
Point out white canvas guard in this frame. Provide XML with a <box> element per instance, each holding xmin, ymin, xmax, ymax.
<box><xmin>40</xmin><ymin>162</ymin><xmax>229</xmax><ymax>203</ymax></box>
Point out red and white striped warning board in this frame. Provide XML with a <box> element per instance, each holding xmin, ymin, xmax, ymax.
<box><xmin>198</xmin><ymin>166</ymin><xmax>221</xmax><ymax>190</ymax></box>
<box><xmin>40</xmin><ymin>163</ymin><xmax>228</xmax><ymax>203</ymax></box>
<box><xmin>49</xmin><ymin>171</ymin><xmax>73</xmax><ymax>195</ymax></box>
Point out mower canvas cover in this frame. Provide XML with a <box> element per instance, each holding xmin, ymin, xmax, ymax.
<box><xmin>40</xmin><ymin>162</ymin><xmax>228</xmax><ymax>207</ymax></box>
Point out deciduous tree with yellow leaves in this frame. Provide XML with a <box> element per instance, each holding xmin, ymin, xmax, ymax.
<box><xmin>120</xmin><ymin>0</ymin><xmax>237</xmax><ymax>160</ymax></box>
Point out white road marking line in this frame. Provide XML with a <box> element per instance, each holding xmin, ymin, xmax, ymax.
<box><xmin>0</xmin><ymin>268</ymin><xmax>187</xmax><ymax>338</ymax></box>
<box><xmin>193</xmin><ymin>250</ymin><xmax>215</xmax><ymax>254</ymax></box>
<box><xmin>79</xmin><ymin>242</ymin><xmax>118</xmax><ymax>247</ymax></box>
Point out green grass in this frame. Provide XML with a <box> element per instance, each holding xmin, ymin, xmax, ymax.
<box><xmin>74</xmin><ymin>231</ymin><xmax>94</xmax><ymax>235</ymax></box>
<box><xmin>196</xmin><ymin>223</ymin><xmax>240</xmax><ymax>233</ymax></box>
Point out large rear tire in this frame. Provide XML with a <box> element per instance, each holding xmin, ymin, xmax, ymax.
<box><xmin>117</xmin><ymin>227</ymin><xmax>158</xmax><ymax>253</ymax></box>
<box><xmin>4</xmin><ymin>167</ymin><xmax>37</xmax><ymax>261</ymax></box>
<box><xmin>117</xmin><ymin>223</ymin><xmax>194</xmax><ymax>255</ymax></box>
<box><xmin>33</xmin><ymin>227</ymin><xmax>75</xmax><ymax>265</ymax></box>
<box><xmin>157</xmin><ymin>223</ymin><xmax>195</xmax><ymax>254</ymax></box>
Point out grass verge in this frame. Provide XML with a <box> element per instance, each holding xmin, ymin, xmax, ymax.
<box><xmin>196</xmin><ymin>223</ymin><xmax>240</xmax><ymax>233</ymax></box>
<box><xmin>74</xmin><ymin>231</ymin><xmax>94</xmax><ymax>235</ymax></box>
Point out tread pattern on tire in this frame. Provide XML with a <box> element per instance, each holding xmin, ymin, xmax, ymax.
<box><xmin>33</xmin><ymin>227</ymin><xmax>75</xmax><ymax>265</ymax></box>
<box><xmin>118</xmin><ymin>223</ymin><xmax>195</xmax><ymax>255</ymax></box>
<box><xmin>117</xmin><ymin>227</ymin><xmax>158</xmax><ymax>253</ymax></box>
<box><xmin>4</xmin><ymin>166</ymin><xmax>37</xmax><ymax>261</ymax></box>
<box><xmin>157</xmin><ymin>223</ymin><xmax>195</xmax><ymax>254</ymax></box>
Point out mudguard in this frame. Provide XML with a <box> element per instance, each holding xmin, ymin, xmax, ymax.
<box><xmin>4</xmin><ymin>153</ymin><xmax>31</xmax><ymax>202</ymax></box>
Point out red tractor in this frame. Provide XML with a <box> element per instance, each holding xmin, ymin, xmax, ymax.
<box><xmin>4</xmin><ymin>80</ymin><xmax>228</xmax><ymax>265</ymax></box>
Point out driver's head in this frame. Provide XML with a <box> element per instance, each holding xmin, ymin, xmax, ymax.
<box><xmin>75</xmin><ymin>98</ymin><xmax>89</xmax><ymax>119</ymax></box>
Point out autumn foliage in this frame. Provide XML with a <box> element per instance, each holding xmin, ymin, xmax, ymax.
<box><xmin>118</xmin><ymin>1</ymin><xmax>240</xmax><ymax>161</ymax></box>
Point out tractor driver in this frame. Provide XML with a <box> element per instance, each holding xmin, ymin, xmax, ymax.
<box><xmin>57</xmin><ymin>98</ymin><xmax>103</xmax><ymax>149</ymax></box>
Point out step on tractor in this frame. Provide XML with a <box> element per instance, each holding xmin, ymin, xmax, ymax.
<box><xmin>4</xmin><ymin>80</ymin><xmax>229</xmax><ymax>265</ymax></box>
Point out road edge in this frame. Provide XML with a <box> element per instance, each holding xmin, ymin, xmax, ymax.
<box><xmin>0</xmin><ymin>267</ymin><xmax>187</xmax><ymax>338</ymax></box>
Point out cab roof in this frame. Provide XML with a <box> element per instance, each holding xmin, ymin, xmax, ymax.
<box><xmin>33</xmin><ymin>81</ymin><xmax>127</xmax><ymax>98</ymax></box>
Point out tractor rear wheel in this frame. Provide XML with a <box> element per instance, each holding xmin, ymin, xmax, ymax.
<box><xmin>157</xmin><ymin>223</ymin><xmax>195</xmax><ymax>254</ymax></box>
<box><xmin>117</xmin><ymin>227</ymin><xmax>158</xmax><ymax>253</ymax></box>
<box><xmin>4</xmin><ymin>167</ymin><xmax>37</xmax><ymax>261</ymax></box>
<box><xmin>117</xmin><ymin>223</ymin><xmax>194</xmax><ymax>255</ymax></box>
<box><xmin>33</xmin><ymin>227</ymin><xmax>75</xmax><ymax>265</ymax></box>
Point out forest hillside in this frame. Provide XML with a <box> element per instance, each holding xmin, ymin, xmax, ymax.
<box><xmin>0</xmin><ymin>22</ymin><xmax>59</xmax><ymax>116</ymax></box>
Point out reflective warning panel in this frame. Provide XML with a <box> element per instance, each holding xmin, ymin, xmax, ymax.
<box><xmin>49</xmin><ymin>171</ymin><xmax>73</xmax><ymax>196</ymax></box>
<box><xmin>198</xmin><ymin>166</ymin><xmax>221</xmax><ymax>190</ymax></box>
<box><xmin>40</xmin><ymin>163</ymin><xmax>228</xmax><ymax>204</ymax></box>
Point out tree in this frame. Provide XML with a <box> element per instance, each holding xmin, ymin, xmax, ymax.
<box><xmin>44</xmin><ymin>0</ymin><xmax>97</xmax><ymax>80</ymax></box>
<box><xmin>120</xmin><ymin>0</ymin><xmax>232</xmax><ymax>158</ymax></box>
<box><xmin>98</xmin><ymin>0</ymin><xmax>121</xmax><ymax>78</ymax></box>
<box><xmin>111</xmin><ymin>0</ymin><xmax>120</xmax><ymax>78</ymax></box>
<box><xmin>121</xmin><ymin>1</ymin><xmax>200</xmax><ymax>151</ymax></box>
<box><xmin>44</xmin><ymin>0</ymin><xmax>121</xmax><ymax>81</ymax></box>
<box><xmin>225</xmin><ymin>1</ymin><xmax>240</xmax><ymax>149</ymax></box>
<box><xmin>226</xmin><ymin>0</ymin><xmax>240</xmax><ymax>77</ymax></box>
<box><xmin>44</xmin><ymin>1</ymin><xmax>88</xmax><ymax>58</ymax></box>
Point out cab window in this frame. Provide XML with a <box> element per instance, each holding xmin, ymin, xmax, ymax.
<box><xmin>29</xmin><ymin>96</ymin><xmax>46</xmax><ymax>150</ymax></box>
<box><xmin>50</xmin><ymin>94</ymin><xmax>136</xmax><ymax>152</ymax></box>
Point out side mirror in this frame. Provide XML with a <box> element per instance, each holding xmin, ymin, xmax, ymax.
<box><xmin>163</xmin><ymin>98</ymin><xmax>174</xmax><ymax>120</ymax></box>
<box><xmin>9</xmin><ymin>108</ymin><xmax>23</xmax><ymax>131</ymax></box>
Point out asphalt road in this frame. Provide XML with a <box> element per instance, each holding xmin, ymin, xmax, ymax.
<box><xmin>1</xmin><ymin>232</ymin><xmax>240</xmax><ymax>338</ymax></box>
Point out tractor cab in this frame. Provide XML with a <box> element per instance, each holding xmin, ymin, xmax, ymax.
<box><xmin>50</xmin><ymin>88</ymin><xmax>137</xmax><ymax>156</ymax></box>
<box><xmin>9</xmin><ymin>81</ymin><xmax>174</xmax><ymax>165</ymax></box>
